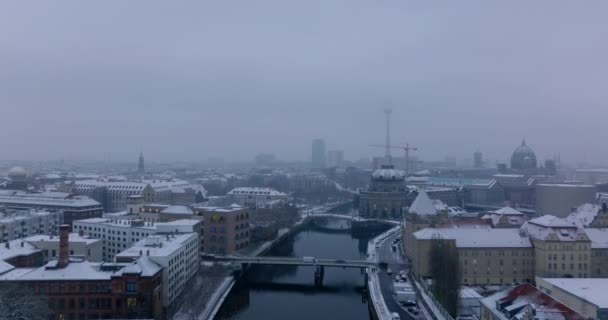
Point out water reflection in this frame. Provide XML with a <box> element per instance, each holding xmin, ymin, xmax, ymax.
<box><xmin>216</xmin><ymin>217</ymin><xmax>390</xmax><ymax>320</ymax></box>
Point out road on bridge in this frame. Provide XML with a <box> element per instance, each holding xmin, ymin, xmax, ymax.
<box><xmin>206</xmin><ymin>255</ymin><xmax>375</xmax><ymax>268</ymax></box>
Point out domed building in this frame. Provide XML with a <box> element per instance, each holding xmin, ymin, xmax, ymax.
<box><xmin>357</xmin><ymin>165</ymin><xmax>408</xmax><ymax>218</ymax></box>
<box><xmin>5</xmin><ymin>166</ymin><xmax>28</xmax><ymax>190</ymax></box>
<box><xmin>511</xmin><ymin>139</ymin><xmax>537</xmax><ymax>171</ymax></box>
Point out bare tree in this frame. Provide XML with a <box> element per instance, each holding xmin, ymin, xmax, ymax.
<box><xmin>0</xmin><ymin>282</ymin><xmax>49</xmax><ymax>320</ymax></box>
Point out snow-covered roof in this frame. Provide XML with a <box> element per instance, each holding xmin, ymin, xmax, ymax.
<box><xmin>194</xmin><ymin>204</ymin><xmax>244</xmax><ymax>213</ymax></box>
<box><xmin>227</xmin><ymin>187</ymin><xmax>286</xmax><ymax>196</ymax></box>
<box><xmin>25</xmin><ymin>233</ymin><xmax>101</xmax><ymax>245</ymax></box>
<box><xmin>584</xmin><ymin>228</ymin><xmax>608</xmax><ymax>248</ymax></box>
<box><xmin>521</xmin><ymin>216</ymin><xmax>586</xmax><ymax>242</ymax></box>
<box><xmin>566</xmin><ymin>203</ymin><xmax>601</xmax><ymax>226</ymax></box>
<box><xmin>18</xmin><ymin>260</ymin><xmax>113</xmax><ymax>281</ymax></box>
<box><xmin>372</xmin><ymin>165</ymin><xmax>405</xmax><ymax>181</ymax></box>
<box><xmin>0</xmin><ymin>191</ymin><xmax>100</xmax><ymax>208</ymax></box>
<box><xmin>530</xmin><ymin>215</ymin><xmax>576</xmax><ymax>228</ymax></box>
<box><xmin>114</xmin><ymin>256</ymin><xmax>162</xmax><ymax>277</ymax></box>
<box><xmin>413</xmin><ymin>228</ymin><xmax>532</xmax><ymax>248</ymax></box>
<box><xmin>161</xmin><ymin>205</ymin><xmax>194</xmax><ymax>215</ymax></box>
<box><xmin>493</xmin><ymin>206</ymin><xmax>524</xmax><ymax>215</ymax></box>
<box><xmin>409</xmin><ymin>191</ymin><xmax>437</xmax><ymax>216</ymax></box>
<box><xmin>541</xmin><ymin>278</ymin><xmax>608</xmax><ymax>308</ymax></box>
<box><xmin>480</xmin><ymin>283</ymin><xmax>586</xmax><ymax>320</ymax></box>
<box><xmin>116</xmin><ymin>233</ymin><xmax>197</xmax><ymax>259</ymax></box>
<box><xmin>0</xmin><ymin>240</ymin><xmax>40</xmax><ymax>262</ymax></box>
<box><xmin>0</xmin><ymin>260</ymin><xmax>15</xmax><ymax>275</ymax></box>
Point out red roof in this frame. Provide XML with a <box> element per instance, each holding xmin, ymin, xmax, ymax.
<box><xmin>499</xmin><ymin>283</ymin><xmax>586</xmax><ymax>320</ymax></box>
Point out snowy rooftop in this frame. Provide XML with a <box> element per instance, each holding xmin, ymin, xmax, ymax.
<box><xmin>493</xmin><ymin>206</ymin><xmax>524</xmax><ymax>215</ymax></box>
<box><xmin>529</xmin><ymin>215</ymin><xmax>576</xmax><ymax>228</ymax></box>
<box><xmin>116</xmin><ymin>233</ymin><xmax>197</xmax><ymax>258</ymax></box>
<box><xmin>114</xmin><ymin>256</ymin><xmax>162</xmax><ymax>277</ymax></box>
<box><xmin>541</xmin><ymin>278</ymin><xmax>608</xmax><ymax>308</ymax></box>
<box><xmin>0</xmin><ymin>260</ymin><xmax>15</xmax><ymax>275</ymax></box>
<box><xmin>566</xmin><ymin>203</ymin><xmax>602</xmax><ymax>226</ymax></box>
<box><xmin>73</xmin><ymin>179</ymin><xmax>194</xmax><ymax>193</ymax></box>
<box><xmin>413</xmin><ymin>228</ymin><xmax>532</xmax><ymax>248</ymax></box>
<box><xmin>194</xmin><ymin>204</ymin><xmax>244</xmax><ymax>213</ymax></box>
<box><xmin>161</xmin><ymin>205</ymin><xmax>194</xmax><ymax>215</ymax></box>
<box><xmin>227</xmin><ymin>187</ymin><xmax>286</xmax><ymax>196</ymax></box>
<box><xmin>409</xmin><ymin>191</ymin><xmax>437</xmax><ymax>216</ymax></box>
<box><xmin>480</xmin><ymin>283</ymin><xmax>586</xmax><ymax>320</ymax></box>
<box><xmin>0</xmin><ymin>240</ymin><xmax>40</xmax><ymax>261</ymax></box>
<box><xmin>18</xmin><ymin>260</ymin><xmax>113</xmax><ymax>281</ymax></box>
<box><xmin>0</xmin><ymin>191</ymin><xmax>100</xmax><ymax>208</ymax></box>
<box><xmin>25</xmin><ymin>233</ymin><xmax>101</xmax><ymax>245</ymax></box>
<box><xmin>537</xmin><ymin>183</ymin><xmax>595</xmax><ymax>188</ymax></box>
<box><xmin>583</xmin><ymin>228</ymin><xmax>608</xmax><ymax>248</ymax></box>
<box><xmin>75</xmin><ymin>218</ymin><xmax>157</xmax><ymax>229</ymax></box>
<box><xmin>521</xmin><ymin>216</ymin><xmax>585</xmax><ymax>242</ymax></box>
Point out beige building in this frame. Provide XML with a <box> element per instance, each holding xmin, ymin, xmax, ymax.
<box><xmin>197</xmin><ymin>205</ymin><xmax>250</xmax><ymax>254</ymax></box>
<box><xmin>406</xmin><ymin>206</ymin><xmax>608</xmax><ymax>285</ymax></box>
<box><xmin>25</xmin><ymin>231</ymin><xmax>103</xmax><ymax>262</ymax></box>
<box><xmin>412</xmin><ymin>228</ymin><xmax>535</xmax><ymax>285</ymax></box>
<box><xmin>521</xmin><ymin>215</ymin><xmax>592</xmax><ymax>278</ymax></box>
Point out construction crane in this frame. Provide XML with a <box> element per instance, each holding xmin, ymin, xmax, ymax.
<box><xmin>369</xmin><ymin>143</ymin><xmax>418</xmax><ymax>176</ymax></box>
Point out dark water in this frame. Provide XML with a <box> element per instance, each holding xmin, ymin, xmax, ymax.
<box><xmin>216</xmin><ymin>217</ymin><xmax>390</xmax><ymax>320</ymax></box>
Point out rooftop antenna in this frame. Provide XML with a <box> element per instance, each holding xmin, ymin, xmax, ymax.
<box><xmin>384</xmin><ymin>107</ymin><xmax>393</xmax><ymax>165</ymax></box>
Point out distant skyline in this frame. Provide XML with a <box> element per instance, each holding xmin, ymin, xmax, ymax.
<box><xmin>2</xmin><ymin>1</ymin><xmax>608</xmax><ymax>165</ymax></box>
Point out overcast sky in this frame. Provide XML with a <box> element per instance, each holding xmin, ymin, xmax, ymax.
<box><xmin>1</xmin><ymin>1</ymin><xmax>607</xmax><ymax>165</ymax></box>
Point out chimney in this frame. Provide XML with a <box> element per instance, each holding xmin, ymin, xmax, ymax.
<box><xmin>146</xmin><ymin>250</ymin><xmax>150</xmax><ymax>256</ymax></box>
<box><xmin>57</xmin><ymin>224</ymin><xmax>70</xmax><ymax>268</ymax></box>
<box><xmin>20</xmin><ymin>241</ymin><xmax>24</xmax><ymax>247</ymax></box>
<box><xmin>78</xmin><ymin>229</ymin><xmax>84</xmax><ymax>237</ymax></box>
<box><xmin>4</xmin><ymin>242</ymin><xmax>8</xmax><ymax>249</ymax></box>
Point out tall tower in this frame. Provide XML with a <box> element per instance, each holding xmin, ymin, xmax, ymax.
<box><xmin>384</xmin><ymin>108</ymin><xmax>392</xmax><ymax>164</ymax></box>
<box><xmin>311</xmin><ymin>139</ymin><xmax>326</xmax><ymax>169</ymax></box>
<box><xmin>138</xmin><ymin>152</ymin><xmax>145</xmax><ymax>174</ymax></box>
<box><xmin>474</xmin><ymin>150</ymin><xmax>483</xmax><ymax>168</ymax></box>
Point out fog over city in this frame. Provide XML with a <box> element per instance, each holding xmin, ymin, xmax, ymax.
<box><xmin>2</xmin><ymin>1</ymin><xmax>608</xmax><ymax>164</ymax></box>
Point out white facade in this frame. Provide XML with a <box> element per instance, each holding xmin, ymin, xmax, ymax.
<box><xmin>0</xmin><ymin>209</ymin><xmax>63</xmax><ymax>243</ymax></box>
<box><xmin>73</xmin><ymin>218</ymin><xmax>157</xmax><ymax>261</ymax></box>
<box><xmin>72</xmin><ymin>179</ymin><xmax>200</xmax><ymax>212</ymax></box>
<box><xmin>73</xmin><ymin>218</ymin><xmax>199</xmax><ymax>262</ymax></box>
<box><xmin>227</xmin><ymin>187</ymin><xmax>288</xmax><ymax>207</ymax></box>
<box><xmin>115</xmin><ymin>233</ymin><xmax>199</xmax><ymax>306</ymax></box>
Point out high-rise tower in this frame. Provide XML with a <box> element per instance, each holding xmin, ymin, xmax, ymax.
<box><xmin>311</xmin><ymin>139</ymin><xmax>326</xmax><ymax>169</ymax></box>
<box><xmin>138</xmin><ymin>152</ymin><xmax>145</xmax><ymax>174</ymax></box>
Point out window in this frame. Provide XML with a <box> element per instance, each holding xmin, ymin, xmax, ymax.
<box><xmin>126</xmin><ymin>297</ymin><xmax>137</xmax><ymax>308</ymax></box>
<box><xmin>126</xmin><ymin>282</ymin><xmax>137</xmax><ymax>293</ymax></box>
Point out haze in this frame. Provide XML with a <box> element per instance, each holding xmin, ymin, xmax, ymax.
<box><xmin>1</xmin><ymin>0</ymin><xmax>607</xmax><ymax>165</ymax></box>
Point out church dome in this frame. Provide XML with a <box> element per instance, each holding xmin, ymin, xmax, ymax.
<box><xmin>511</xmin><ymin>140</ymin><xmax>537</xmax><ymax>170</ymax></box>
<box><xmin>8</xmin><ymin>166</ymin><xmax>27</xmax><ymax>181</ymax></box>
<box><xmin>372</xmin><ymin>165</ymin><xmax>405</xmax><ymax>181</ymax></box>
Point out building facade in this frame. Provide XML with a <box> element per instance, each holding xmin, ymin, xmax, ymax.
<box><xmin>358</xmin><ymin>165</ymin><xmax>408</xmax><ymax>219</ymax></box>
<box><xmin>115</xmin><ymin>233</ymin><xmax>199</xmax><ymax>310</ymax></box>
<box><xmin>71</xmin><ymin>179</ymin><xmax>201</xmax><ymax>213</ymax></box>
<box><xmin>197</xmin><ymin>205</ymin><xmax>250</xmax><ymax>254</ymax></box>
<box><xmin>0</xmin><ymin>209</ymin><xmax>63</xmax><ymax>242</ymax></box>
<box><xmin>226</xmin><ymin>187</ymin><xmax>288</xmax><ymax>208</ymax></box>
<box><xmin>311</xmin><ymin>139</ymin><xmax>326</xmax><ymax>169</ymax></box>
<box><xmin>0</xmin><ymin>191</ymin><xmax>102</xmax><ymax>227</ymax></box>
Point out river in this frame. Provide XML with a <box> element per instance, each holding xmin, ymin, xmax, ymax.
<box><xmin>215</xmin><ymin>216</ymin><xmax>391</xmax><ymax>320</ymax></box>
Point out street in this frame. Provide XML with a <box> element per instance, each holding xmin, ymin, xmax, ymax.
<box><xmin>375</xmin><ymin>230</ymin><xmax>426</xmax><ymax>320</ymax></box>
